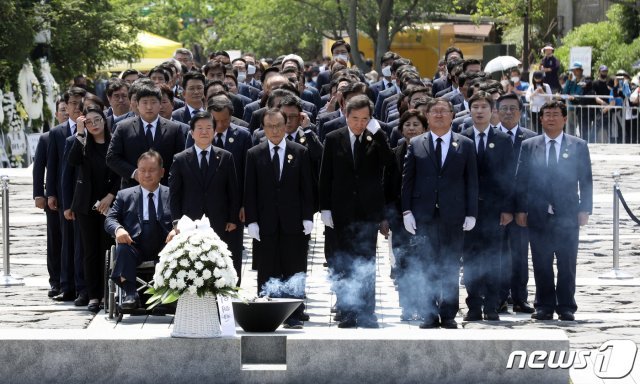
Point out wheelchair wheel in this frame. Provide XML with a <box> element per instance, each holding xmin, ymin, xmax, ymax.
<box><xmin>107</xmin><ymin>245</ymin><xmax>116</xmax><ymax>319</ymax></box>
<box><xmin>103</xmin><ymin>248</ymin><xmax>110</xmax><ymax>315</ymax></box>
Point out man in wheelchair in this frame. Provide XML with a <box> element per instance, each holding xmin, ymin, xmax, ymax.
<box><xmin>105</xmin><ymin>150</ymin><xmax>177</xmax><ymax>309</ymax></box>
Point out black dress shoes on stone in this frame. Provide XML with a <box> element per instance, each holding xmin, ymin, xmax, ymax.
<box><xmin>298</xmin><ymin>312</ymin><xmax>310</xmax><ymax>322</ymax></box>
<box><xmin>87</xmin><ymin>302</ymin><xmax>101</xmax><ymax>313</ymax></box>
<box><xmin>440</xmin><ymin>319</ymin><xmax>458</xmax><ymax>329</ymax></box>
<box><xmin>53</xmin><ymin>291</ymin><xmax>76</xmax><ymax>302</ymax></box>
<box><xmin>463</xmin><ymin>310</ymin><xmax>483</xmax><ymax>321</ymax></box>
<box><xmin>513</xmin><ymin>302</ymin><xmax>535</xmax><ymax>314</ymax></box>
<box><xmin>47</xmin><ymin>286</ymin><xmax>60</xmax><ymax>298</ymax></box>
<box><xmin>283</xmin><ymin>318</ymin><xmax>304</xmax><ymax>329</ymax></box>
<box><xmin>483</xmin><ymin>311</ymin><xmax>500</xmax><ymax>321</ymax></box>
<box><xmin>558</xmin><ymin>311</ymin><xmax>575</xmax><ymax>321</ymax></box>
<box><xmin>121</xmin><ymin>294</ymin><xmax>140</xmax><ymax>310</ymax></box>
<box><xmin>337</xmin><ymin>314</ymin><xmax>357</xmax><ymax>329</ymax></box>
<box><xmin>419</xmin><ymin>317</ymin><xmax>440</xmax><ymax>329</ymax></box>
<box><xmin>357</xmin><ymin>314</ymin><xmax>379</xmax><ymax>328</ymax></box>
<box><xmin>74</xmin><ymin>292</ymin><xmax>89</xmax><ymax>307</ymax></box>
<box><xmin>531</xmin><ymin>310</ymin><xmax>553</xmax><ymax>320</ymax></box>
<box><xmin>497</xmin><ymin>300</ymin><xmax>510</xmax><ymax>314</ymax></box>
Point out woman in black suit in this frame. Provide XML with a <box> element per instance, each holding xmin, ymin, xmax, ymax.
<box><xmin>67</xmin><ymin>106</ymin><xmax>120</xmax><ymax>313</ymax></box>
<box><xmin>384</xmin><ymin>109</ymin><xmax>427</xmax><ymax>321</ymax></box>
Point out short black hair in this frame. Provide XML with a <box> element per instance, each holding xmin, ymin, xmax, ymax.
<box><xmin>262</xmin><ymin>107</ymin><xmax>288</xmax><ymax>126</ymax></box>
<box><xmin>540</xmin><ymin>100</ymin><xmax>567</xmax><ymax>117</ymax></box>
<box><xmin>277</xmin><ymin>94</ymin><xmax>303</xmax><ymax>112</ymax></box>
<box><xmin>207</xmin><ymin>94</ymin><xmax>234</xmax><ymax>115</ymax></box>
<box><xmin>149</xmin><ymin>66</ymin><xmax>170</xmax><ymax>82</ymax></box>
<box><xmin>468</xmin><ymin>91</ymin><xmax>495</xmax><ymax>109</ymax></box>
<box><xmin>136</xmin><ymin>84</ymin><xmax>162</xmax><ymax>102</ymax></box>
<box><xmin>203</xmin><ymin>61</ymin><xmax>226</xmax><ymax>77</ymax></box>
<box><xmin>331</xmin><ymin>39</ymin><xmax>351</xmax><ymax>54</ymax></box>
<box><xmin>345</xmin><ymin>94</ymin><xmax>373</xmax><ymax>116</ymax></box>
<box><xmin>182</xmin><ymin>71</ymin><xmax>206</xmax><ymax>88</ymax></box>
<box><xmin>121</xmin><ymin>69</ymin><xmax>141</xmax><ymax>79</ymax></box>
<box><xmin>444</xmin><ymin>46</ymin><xmax>464</xmax><ymax>61</ymax></box>
<box><xmin>189</xmin><ymin>110</ymin><xmax>213</xmax><ymax>131</ymax></box>
<box><xmin>462</xmin><ymin>59</ymin><xmax>482</xmax><ymax>72</ymax></box>
<box><xmin>106</xmin><ymin>78</ymin><xmax>129</xmax><ymax>97</ymax></box>
<box><xmin>137</xmin><ymin>149</ymin><xmax>163</xmax><ymax>168</ymax></box>
<box><xmin>496</xmin><ymin>92</ymin><xmax>523</xmax><ymax>111</ymax></box>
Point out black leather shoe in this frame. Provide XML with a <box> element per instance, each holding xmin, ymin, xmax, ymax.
<box><xmin>47</xmin><ymin>286</ymin><xmax>60</xmax><ymax>298</ymax></box>
<box><xmin>283</xmin><ymin>318</ymin><xmax>304</xmax><ymax>329</ymax></box>
<box><xmin>298</xmin><ymin>312</ymin><xmax>310</xmax><ymax>322</ymax></box>
<box><xmin>357</xmin><ymin>314</ymin><xmax>379</xmax><ymax>328</ymax></box>
<box><xmin>513</xmin><ymin>302</ymin><xmax>535</xmax><ymax>314</ymax></box>
<box><xmin>87</xmin><ymin>302</ymin><xmax>101</xmax><ymax>313</ymax></box>
<box><xmin>53</xmin><ymin>291</ymin><xmax>76</xmax><ymax>302</ymax></box>
<box><xmin>440</xmin><ymin>319</ymin><xmax>458</xmax><ymax>329</ymax></box>
<box><xmin>337</xmin><ymin>315</ymin><xmax>357</xmax><ymax>329</ymax></box>
<box><xmin>483</xmin><ymin>311</ymin><xmax>500</xmax><ymax>321</ymax></box>
<box><xmin>74</xmin><ymin>292</ymin><xmax>89</xmax><ymax>307</ymax></box>
<box><xmin>419</xmin><ymin>317</ymin><xmax>440</xmax><ymax>329</ymax></box>
<box><xmin>498</xmin><ymin>300</ymin><xmax>510</xmax><ymax>313</ymax></box>
<box><xmin>333</xmin><ymin>311</ymin><xmax>343</xmax><ymax>322</ymax></box>
<box><xmin>531</xmin><ymin>310</ymin><xmax>553</xmax><ymax>320</ymax></box>
<box><xmin>558</xmin><ymin>311</ymin><xmax>575</xmax><ymax>321</ymax></box>
<box><xmin>121</xmin><ymin>294</ymin><xmax>140</xmax><ymax>310</ymax></box>
<box><xmin>463</xmin><ymin>310</ymin><xmax>483</xmax><ymax>321</ymax></box>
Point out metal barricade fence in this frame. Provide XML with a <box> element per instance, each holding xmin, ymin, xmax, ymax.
<box><xmin>520</xmin><ymin>96</ymin><xmax>640</xmax><ymax>144</ymax></box>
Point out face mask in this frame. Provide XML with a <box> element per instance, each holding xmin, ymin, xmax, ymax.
<box><xmin>247</xmin><ymin>65</ymin><xmax>256</xmax><ymax>75</ymax></box>
<box><xmin>510</xmin><ymin>76</ymin><xmax>520</xmax><ymax>83</ymax></box>
<box><xmin>312</xmin><ymin>76</ymin><xmax>318</xmax><ymax>83</ymax></box>
<box><xmin>334</xmin><ymin>54</ymin><xmax>349</xmax><ymax>63</ymax></box>
<box><xmin>381</xmin><ymin>65</ymin><xmax>392</xmax><ymax>78</ymax></box>
<box><xmin>237</xmin><ymin>71</ymin><xmax>246</xmax><ymax>83</ymax></box>
<box><xmin>600</xmin><ymin>74</ymin><xmax>607</xmax><ymax>80</ymax></box>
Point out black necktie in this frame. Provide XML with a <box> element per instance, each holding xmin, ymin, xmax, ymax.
<box><xmin>477</xmin><ymin>132</ymin><xmax>485</xmax><ymax>162</ymax></box>
<box><xmin>387</xmin><ymin>82</ymin><xmax>392</xmax><ymax>89</ymax></box>
<box><xmin>507</xmin><ymin>130</ymin><xmax>514</xmax><ymax>143</ymax></box>
<box><xmin>287</xmin><ymin>134</ymin><xmax>294</xmax><ymax>141</ymax></box>
<box><xmin>200</xmin><ymin>150</ymin><xmax>209</xmax><ymax>175</ymax></box>
<box><xmin>272</xmin><ymin>145</ymin><xmax>281</xmax><ymax>181</ymax></box>
<box><xmin>435</xmin><ymin>137</ymin><xmax>443</xmax><ymax>172</ymax></box>
<box><xmin>548</xmin><ymin>140</ymin><xmax>558</xmax><ymax>169</ymax></box>
<box><xmin>353</xmin><ymin>135</ymin><xmax>362</xmax><ymax>168</ymax></box>
<box><xmin>145</xmin><ymin>124</ymin><xmax>154</xmax><ymax>149</ymax></box>
<box><xmin>215</xmin><ymin>132</ymin><xmax>224</xmax><ymax>148</ymax></box>
<box><xmin>148</xmin><ymin>192</ymin><xmax>157</xmax><ymax>223</ymax></box>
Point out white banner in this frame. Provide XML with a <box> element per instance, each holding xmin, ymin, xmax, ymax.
<box><xmin>217</xmin><ymin>294</ymin><xmax>236</xmax><ymax>336</ymax></box>
<box><xmin>570</xmin><ymin>47</ymin><xmax>592</xmax><ymax>77</ymax></box>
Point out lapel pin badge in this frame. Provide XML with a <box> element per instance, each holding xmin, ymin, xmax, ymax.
<box><xmin>562</xmin><ymin>153</ymin><xmax>569</xmax><ymax>158</ymax></box>
<box><xmin>299</xmin><ymin>137</ymin><xmax>306</xmax><ymax>143</ymax></box>
<box><xmin>287</xmin><ymin>154</ymin><xmax>293</xmax><ymax>160</ymax></box>
<box><xmin>366</xmin><ymin>135</ymin><xmax>372</xmax><ymax>142</ymax></box>
<box><xmin>228</xmin><ymin>137</ymin><xmax>234</xmax><ymax>143</ymax></box>
<box><xmin>488</xmin><ymin>143</ymin><xmax>495</xmax><ymax>149</ymax></box>
<box><xmin>452</xmin><ymin>142</ymin><xmax>458</xmax><ymax>148</ymax></box>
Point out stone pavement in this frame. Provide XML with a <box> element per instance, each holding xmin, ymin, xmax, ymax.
<box><xmin>1</xmin><ymin>144</ymin><xmax>640</xmax><ymax>383</ymax></box>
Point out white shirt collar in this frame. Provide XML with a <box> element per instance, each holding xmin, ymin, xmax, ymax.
<box><xmin>268</xmin><ymin>137</ymin><xmax>286</xmax><ymax>151</ymax></box>
<box><xmin>194</xmin><ymin>145</ymin><xmax>213</xmax><ymax>158</ymax></box>
<box><xmin>431</xmin><ymin>130</ymin><xmax>452</xmax><ymax>145</ymax></box>
<box><xmin>141</xmin><ymin>117</ymin><xmax>159</xmax><ymax>129</ymax></box>
<box><xmin>544</xmin><ymin>132</ymin><xmax>564</xmax><ymax>146</ymax></box>
<box><xmin>140</xmin><ymin>185</ymin><xmax>160</xmax><ymax>197</ymax></box>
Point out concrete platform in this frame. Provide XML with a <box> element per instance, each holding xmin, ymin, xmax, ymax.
<box><xmin>0</xmin><ymin>327</ymin><xmax>569</xmax><ymax>384</ymax></box>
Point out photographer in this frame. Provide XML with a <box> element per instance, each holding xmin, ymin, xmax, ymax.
<box><xmin>67</xmin><ymin>106</ymin><xmax>120</xmax><ymax>313</ymax></box>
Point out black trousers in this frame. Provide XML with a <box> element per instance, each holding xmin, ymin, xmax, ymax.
<box><xmin>111</xmin><ymin>222</ymin><xmax>164</xmax><ymax>287</ymax></box>
<box><xmin>500</xmin><ymin>221</ymin><xmax>530</xmax><ymax>304</ymax></box>
<box><xmin>45</xmin><ymin>208</ymin><xmax>61</xmax><ymax>288</ymax></box>
<box><xmin>76</xmin><ymin>211</ymin><xmax>112</xmax><ymax>300</ymax></box>
<box><xmin>529</xmin><ymin>216</ymin><xmax>579</xmax><ymax>314</ymax></box>
<box><xmin>220</xmin><ymin>227</ymin><xmax>244</xmax><ymax>287</ymax></box>
<box><xmin>332</xmin><ymin>221</ymin><xmax>378</xmax><ymax>318</ymax></box>
<box><xmin>57</xmin><ymin>209</ymin><xmax>75</xmax><ymax>293</ymax></box>
<box><xmin>413</xmin><ymin>219</ymin><xmax>463</xmax><ymax>321</ymax></box>
<box><xmin>463</xmin><ymin>212</ymin><xmax>504</xmax><ymax>313</ymax></box>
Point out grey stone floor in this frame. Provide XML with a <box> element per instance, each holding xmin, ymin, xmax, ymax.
<box><xmin>1</xmin><ymin>145</ymin><xmax>640</xmax><ymax>383</ymax></box>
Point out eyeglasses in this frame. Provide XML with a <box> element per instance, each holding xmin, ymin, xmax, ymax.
<box><xmin>498</xmin><ymin>106</ymin><xmax>520</xmax><ymax>112</ymax></box>
<box><xmin>542</xmin><ymin>113</ymin><xmax>564</xmax><ymax>118</ymax></box>
<box><xmin>85</xmin><ymin>117</ymin><xmax>103</xmax><ymax>127</ymax></box>
<box><xmin>285</xmin><ymin>114</ymin><xmax>300</xmax><ymax>120</ymax></box>
<box><xmin>186</xmin><ymin>86</ymin><xmax>205</xmax><ymax>93</ymax></box>
<box><xmin>264</xmin><ymin>124</ymin><xmax>284</xmax><ymax>131</ymax></box>
<box><xmin>428</xmin><ymin>109</ymin><xmax>452</xmax><ymax>116</ymax></box>
<box><xmin>110</xmin><ymin>94</ymin><xmax>128</xmax><ymax>100</ymax></box>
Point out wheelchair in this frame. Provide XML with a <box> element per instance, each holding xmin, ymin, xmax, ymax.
<box><xmin>104</xmin><ymin>245</ymin><xmax>175</xmax><ymax>322</ymax></box>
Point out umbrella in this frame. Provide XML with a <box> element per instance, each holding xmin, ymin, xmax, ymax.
<box><xmin>483</xmin><ymin>56</ymin><xmax>521</xmax><ymax>74</ymax></box>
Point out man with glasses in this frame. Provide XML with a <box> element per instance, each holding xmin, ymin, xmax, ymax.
<box><xmin>515</xmin><ymin>100</ymin><xmax>592</xmax><ymax>321</ymax></box>
<box><xmin>496</xmin><ymin>93</ymin><xmax>537</xmax><ymax>315</ymax></box>
<box><xmin>401</xmin><ymin>98</ymin><xmax>478</xmax><ymax>329</ymax></box>
<box><xmin>172</xmin><ymin>71</ymin><xmax>206</xmax><ymax>125</ymax></box>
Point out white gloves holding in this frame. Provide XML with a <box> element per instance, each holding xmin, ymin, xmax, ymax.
<box><xmin>403</xmin><ymin>212</ymin><xmax>416</xmax><ymax>235</ymax></box>
<box><xmin>303</xmin><ymin>220</ymin><xmax>313</xmax><ymax>235</ymax></box>
<box><xmin>248</xmin><ymin>222</ymin><xmax>260</xmax><ymax>241</ymax></box>
<box><xmin>463</xmin><ymin>216</ymin><xmax>476</xmax><ymax>231</ymax></box>
<box><xmin>366</xmin><ymin>118</ymin><xmax>380</xmax><ymax>135</ymax></box>
<box><xmin>321</xmin><ymin>210</ymin><xmax>334</xmax><ymax>228</ymax></box>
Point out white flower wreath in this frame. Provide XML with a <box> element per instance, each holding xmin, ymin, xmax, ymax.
<box><xmin>17</xmin><ymin>60</ymin><xmax>43</xmax><ymax>120</ymax></box>
<box><xmin>39</xmin><ymin>58</ymin><xmax>59</xmax><ymax>126</ymax></box>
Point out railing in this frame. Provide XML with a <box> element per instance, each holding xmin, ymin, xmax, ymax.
<box><xmin>519</xmin><ymin>95</ymin><xmax>640</xmax><ymax>144</ymax></box>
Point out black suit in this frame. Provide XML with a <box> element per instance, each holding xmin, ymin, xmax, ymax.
<box><xmin>106</xmin><ymin>116</ymin><xmax>185</xmax><ymax>188</ymax></box>
<box><xmin>460</xmin><ymin>127</ymin><xmax>515</xmax><ymax>314</ymax></box>
<box><xmin>33</xmin><ymin>132</ymin><xmax>62</xmax><ymax>290</ymax></box>
<box><xmin>169</xmin><ymin>146</ymin><xmax>242</xmax><ymax>283</ymax></box>
<box><xmin>67</xmin><ymin>136</ymin><xmax>119</xmax><ymax>300</ymax></box>
<box><xmin>401</xmin><ymin>131</ymin><xmax>478</xmax><ymax>322</ymax></box>
<box><xmin>498</xmin><ymin>125</ymin><xmax>538</xmax><ymax>306</ymax></box>
<box><xmin>46</xmin><ymin>121</ymin><xmax>77</xmax><ymax>295</ymax></box>
<box><xmin>374</xmin><ymin>86</ymin><xmax>396</xmax><ymax>120</ymax></box>
<box><xmin>515</xmin><ymin>133</ymin><xmax>592</xmax><ymax>314</ymax></box>
<box><xmin>244</xmin><ymin>140</ymin><xmax>314</xmax><ymax>296</ymax></box>
<box><xmin>105</xmin><ymin>185</ymin><xmax>172</xmax><ymax>286</ymax></box>
<box><xmin>319</xmin><ymin>126</ymin><xmax>392</xmax><ymax>320</ymax></box>
<box><xmin>431</xmin><ymin>76</ymin><xmax>451</xmax><ymax>96</ymax></box>
<box><xmin>171</xmin><ymin>105</ymin><xmax>205</xmax><ymax>125</ymax></box>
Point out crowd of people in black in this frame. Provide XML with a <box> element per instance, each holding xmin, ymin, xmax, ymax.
<box><xmin>33</xmin><ymin>42</ymin><xmax>593</xmax><ymax>329</ymax></box>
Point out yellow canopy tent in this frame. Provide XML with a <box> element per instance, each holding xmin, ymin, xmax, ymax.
<box><xmin>105</xmin><ymin>31</ymin><xmax>182</xmax><ymax>72</ymax></box>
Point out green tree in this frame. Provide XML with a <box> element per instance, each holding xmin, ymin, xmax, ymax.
<box><xmin>554</xmin><ymin>4</ymin><xmax>640</xmax><ymax>73</ymax></box>
<box><xmin>0</xmin><ymin>0</ymin><xmax>39</xmax><ymax>89</ymax></box>
<box><xmin>47</xmin><ymin>0</ymin><xmax>142</xmax><ymax>82</ymax></box>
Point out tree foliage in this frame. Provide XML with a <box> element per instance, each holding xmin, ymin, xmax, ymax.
<box><xmin>0</xmin><ymin>0</ymin><xmax>39</xmax><ymax>89</ymax></box>
<box><xmin>554</xmin><ymin>4</ymin><xmax>640</xmax><ymax>74</ymax></box>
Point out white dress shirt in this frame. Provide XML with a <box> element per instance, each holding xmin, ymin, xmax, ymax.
<box><xmin>140</xmin><ymin>185</ymin><xmax>160</xmax><ymax>221</ymax></box>
<box><xmin>268</xmin><ymin>138</ymin><xmax>286</xmax><ymax>176</ymax></box>
<box><xmin>544</xmin><ymin>132</ymin><xmax>563</xmax><ymax>164</ymax></box>
<box><xmin>431</xmin><ymin>130</ymin><xmax>452</xmax><ymax>166</ymax></box>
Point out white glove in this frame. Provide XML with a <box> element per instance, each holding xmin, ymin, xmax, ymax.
<box><xmin>321</xmin><ymin>210</ymin><xmax>334</xmax><ymax>228</ymax></box>
<box><xmin>403</xmin><ymin>212</ymin><xmax>416</xmax><ymax>235</ymax></box>
<box><xmin>303</xmin><ymin>220</ymin><xmax>313</xmax><ymax>235</ymax></box>
<box><xmin>248</xmin><ymin>222</ymin><xmax>260</xmax><ymax>241</ymax></box>
<box><xmin>462</xmin><ymin>216</ymin><xmax>476</xmax><ymax>231</ymax></box>
<box><xmin>366</xmin><ymin>118</ymin><xmax>380</xmax><ymax>135</ymax></box>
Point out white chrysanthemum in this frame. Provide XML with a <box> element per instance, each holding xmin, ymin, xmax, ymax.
<box><xmin>194</xmin><ymin>277</ymin><xmax>204</xmax><ymax>287</ymax></box>
<box><xmin>202</xmin><ymin>269</ymin><xmax>212</xmax><ymax>280</ymax></box>
<box><xmin>179</xmin><ymin>258</ymin><xmax>190</xmax><ymax>268</ymax></box>
<box><xmin>213</xmin><ymin>267</ymin><xmax>223</xmax><ymax>278</ymax></box>
<box><xmin>163</xmin><ymin>269</ymin><xmax>172</xmax><ymax>279</ymax></box>
<box><xmin>194</xmin><ymin>261</ymin><xmax>204</xmax><ymax>270</ymax></box>
<box><xmin>187</xmin><ymin>270</ymin><xmax>197</xmax><ymax>280</ymax></box>
<box><xmin>155</xmin><ymin>277</ymin><xmax>165</xmax><ymax>287</ymax></box>
<box><xmin>188</xmin><ymin>285</ymin><xmax>197</xmax><ymax>294</ymax></box>
<box><xmin>169</xmin><ymin>260</ymin><xmax>178</xmax><ymax>269</ymax></box>
<box><xmin>176</xmin><ymin>270</ymin><xmax>187</xmax><ymax>279</ymax></box>
<box><xmin>214</xmin><ymin>279</ymin><xmax>226</xmax><ymax>288</ymax></box>
<box><xmin>169</xmin><ymin>278</ymin><xmax>178</xmax><ymax>289</ymax></box>
<box><xmin>176</xmin><ymin>278</ymin><xmax>186</xmax><ymax>290</ymax></box>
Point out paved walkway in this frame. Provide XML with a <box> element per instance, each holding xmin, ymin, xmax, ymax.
<box><xmin>1</xmin><ymin>144</ymin><xmax>640</xmax><ymax>383</ymax></box>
